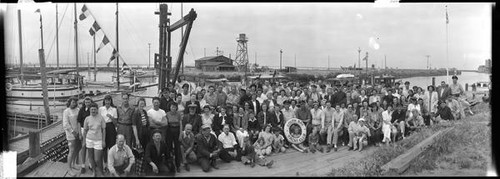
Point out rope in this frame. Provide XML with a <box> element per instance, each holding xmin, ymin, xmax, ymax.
<box><xmin>46</xmin><ymin>4</ymin><xmax>69</xmax><ymax>63</ymax></box>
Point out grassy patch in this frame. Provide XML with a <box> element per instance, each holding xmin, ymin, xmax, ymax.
<box><xmin>403</xmin><ymin>103</ymin><xmax>491</xmax><ymax>175</ymax></box>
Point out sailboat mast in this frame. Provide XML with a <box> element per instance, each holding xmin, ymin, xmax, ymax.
<box><xmin>116</xmin><ymin>3</ymin><xmax>120</xmax><ymax>91</ymax></box>
<box><xmin>56</xmin><ymin>4</ymin><xmax>60</xmax><ymax>69</ymax></box>
<box><xmin>93</xmin><ymin>34</ymin><xmax>96</xmax><ymax>81</ymax></box>
<box><xmin>74</xmin><ymin>3</ymin><xmax>79</xmax><ymax>77</ymax></box>
<box><xmin>17</xmin><ymin>9</ymin><xmax>24</xmax><ymax>84</ymax></box>
<box><xmin>181</xmin><ymin>3</ymin><xmax>184</xmax><ymax>75</ymax></box>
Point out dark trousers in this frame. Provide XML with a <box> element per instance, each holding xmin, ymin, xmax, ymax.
<box><xmin>219</xmin><ymin>148</ymin><xmax>240</xmax><ymax>163</ymax></box>
<box><xmin>340</xmin><ymin>127</ymin><xmax>349</xmax><ymax>145</ymax></box>
<box><xmin>146</xmin><ymin>162</ymin><xmax>173</xmax><ymax>176</ymax></box>
<box><xmin>166</xmin><ymin>126</ymin><xmax>182</xmax><ymax>169</ymax></box>
<box><xmin>422</xmin><ymin>115</ymin><xmax>431</xmax><ymax>126</ymax></box>
<box><xmin>105</xmin><ymin>122</ymin><xmax>117</xmax><ymax>150</ymax></box>
<box><xmin>369</xmin><ymin>128</ymin><xmax>382</xmax><ymax>145</ymax></box>
<box><xmin>198</xmin><ymin>157</ymin><xmax>217</xmax><ymax>172</ymax></box>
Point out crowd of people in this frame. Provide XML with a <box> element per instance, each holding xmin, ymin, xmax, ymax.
<box><xmin>61</xmin><ymin>74</ymin><xmax>474</xmax><ymax>176</ymax></box>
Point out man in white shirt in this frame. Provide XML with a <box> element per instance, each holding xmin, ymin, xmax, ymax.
<box><xmin>256</xmin><ymin>88</ymin><xmax>268</xmax><ymax>104</ymax></box>
<box><xmin>147</xmin><ymin>97</ymin><xmax>168</xmax><ymax>139</ymax></box>
<box><xmin>218</xmin><ymin>124</ymin><xmax>239</xmax><ymax>163</ymax></box>
<box><xmin>108</xmin><ymin>134</ymin><xmax>135</xmax><ymax>177</ymax></box>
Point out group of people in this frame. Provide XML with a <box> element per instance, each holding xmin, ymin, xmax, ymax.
<box><xmin>61</xmin><ymin>74</ymin><xmax>473</xmax><ymax>176</ymax></box>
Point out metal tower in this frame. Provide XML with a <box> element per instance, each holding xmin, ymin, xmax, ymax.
<box><xmin>234</xmin><ymin>33</ymin><xmax>249</xmax><ymax>72</ymax></box>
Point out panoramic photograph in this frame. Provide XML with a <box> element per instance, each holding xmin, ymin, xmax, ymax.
<box><xmin>2</xmin><ymin>2</ymin><xmax>493</xmax><ymax>177</ymax></box>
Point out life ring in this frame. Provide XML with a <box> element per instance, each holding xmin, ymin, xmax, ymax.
<box><xmin>284</xmin><ymin>118</ymin><xmax>307</xmax><ymax>144</ymax></box>
<box><xmin>6</xmin><ymin>83</ymin><xmax>12</xmax><ymax>91</ymax></box>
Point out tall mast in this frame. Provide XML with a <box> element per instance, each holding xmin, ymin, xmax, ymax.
<box><xmin>116</xmin><ymin>3</ymin><xmax>120</xmax><ymax>91</ymax></box>
<box><xmin>93</xmin><ymin>34</ymin><xmax>96</xmax><ymax>81</ymax></box>
<box><xmin>74</xmin><ymin>3</ymin><xmax>79</xmax><ymax>77</ymax></box>
<box><xmin>445</xmin><ymin>5</ymin><xmax>449</xmax><ymax>84</ymax></box>
<box><xmin>181</xmin><ymin>3</ymin><xmax>184</xmax><ymax>75</ymax></box>
<box><xmin>56</xmin><ymin>4</ymin><xmax>60</xmax><ymax>69</ymax></box>
<box><xmin>17</xmin><ymin>9</ymin><xmax>24</xmax><ymax>85</ymax></box>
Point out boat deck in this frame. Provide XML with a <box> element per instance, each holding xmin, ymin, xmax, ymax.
<box><xmin>24</xmin><ymin>145</ymin><xmax>376</xmax><ymax>177</ymax></box>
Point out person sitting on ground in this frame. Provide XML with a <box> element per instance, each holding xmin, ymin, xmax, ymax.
<box><xmin>272</xmin><ymin>128</ymin><xmax>286</xmax><ymax>153</ymax></box>
<box><xmin>179</xmin><ymin>124</ymin><xmax>197</xmax><ymax>172</ymax></box>
<box><xmin>218</xmin><ymin>124</ymin><xmax>239</xmax><ymax>163</ymax></box>
<box><xmin>240</xmin><ymin>136</ymin><xmax>257</xmax><ymax>167</ymax></box>
<box><xmin>144</xmin><ymin>130</ymin><xmax>174</xmax><ymax>176</ymax></box>
<box><xmin>257</xmin><ymin>124</ymin><xmax>274</xmax><ymax>156</ymax></box>
<box><xmin>252</xmin><ymin>137</ymin><xmax>275</xmax><ymax>168</ymax></box>
<box><xmin>108</xmin><ymin>134</ymin><xmax>135</xmax><ymax>177</ymax></box>
<box><xmin>446</xmin><ymin>97</ymin><xmax>462</xmax><ymax>120</ymax></box>
<box><xmin>308</xmin><ymin>126</ymin><xmax>324</xmax><ymax>153</ymax></box>
<box><xmin>195</xmin><ymin>124</ymin><xmax>221</xmax><ymax>172</ymax></box>
<box><xmin>434</xmin><ymin>100</ymin><xmax>454</xmax><ymax>122</ymax></box>
<box><xmin>353</xmin><ymin>118</ymin><xmax>371</xmax><ymax>152</ymax></box>
<box><xmin>405</xmin><ymin>109</ymin><xmax>424</xmax><ymax>135</ymax></box>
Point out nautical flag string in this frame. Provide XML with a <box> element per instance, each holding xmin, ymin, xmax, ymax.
<box><xmin>96</xmin><ymin>35</ymin><xmax>110</xmax><ymax>53</ymax></box>
<box><xmin>79</xmin><ymin>5</ymin><xmax>90</xmax><ymax>21</ymax></box>
<box><xmin>107</xmin><ymin>49</ymin><xmax>118</xmax><ymax>67</ymax></box>
<box><xmin>88</xmin><ymin>21</ymin><xmax>101</xmax><ymax>36</ymax></box>
<box><xmin>121</xmin><ymin>62</ymin><xmax>130</xmax><ymax>71</ymax></box>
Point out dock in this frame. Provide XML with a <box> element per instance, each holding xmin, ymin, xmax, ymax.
<box><xmin>23</xmin><ymin>145</ymin><xmax>377</xmax><ymax>177</ymax></box>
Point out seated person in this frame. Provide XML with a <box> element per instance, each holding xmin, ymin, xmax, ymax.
<box><xmin>391</xmin><ymin>103</ymin><xmax>407</xmax><ymax>140</ymax></box>
<box><xmin>353</xmin><ymin>118</ymin><xmax>371</xmax><ymax>151</ymax></box>
<box><xmin>144</xmin><ymin>130</ymin><xmax>174</xmax><ymax>176</ymax></box>
<box><xmin>178</xmin><ymin>124</ymin><xmax>197</xmax><ymax>172</ymax></box>
<box><xmin>107</xmin><ymin>134</ymin><xmax>135</xmax><ymax>177</ymax></box>
<box><xmin>347</xmin><ymin>115</ymin><xmax>360</xmax><ymax>150</ymax></box>
<box><xmin>405</xmin><ymin>109</ymin><xmax>424</xmax><ymax>135</ymax></box>
<box><xmin>308</xmin><ymin>126</ymin><xmax>324</xmax><ymax>153</ymax></box>
<box><xmin>257</xmin><ymin>124</ymin><xmax>274</xmax><ymax>156</ymax></box>
<box><xmin>434</xmin><ymin>100</ymin><xmax>454</xmax><ymax>121</ymax></box>
<box><xmin>195</xmin><ymin>124</ymin><xmax>221</xmax><ymax>172</ymax></box>
<box><xmin>240</xmin><ymin>136</ymin><xmax>257</xmax><ymax>167</ymax></box>
<box><xmin>248</xmin><ymin>111</ymin><xmax>261</xmax><ymax>144</ymax></box>
<box><xmin>245</xmin><ymin>137</ymin><xmax>274</xmax><ymax>168</ymax></box>
<box><xmin>272</xmin><ymin>128</ymin><xmax>286</xmax><ymax>153</ymax></box>
<box><xmin>218</xmin><ymin>124</ymin><xmax>239</xmax><ymax>163</ymax></box>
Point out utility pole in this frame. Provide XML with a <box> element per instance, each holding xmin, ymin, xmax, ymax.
<box><xmin>384</xmin><ymin>54</ymin><xmax>387</xmax><ymax>70</ymax></box>
<box><xmin>17</xmin><ymin>9</ymin><xmax>24</xmax><ymax>85</ymax></box>
<box><xmin>426</xmin><ymin>55</ymin><xmax>430</xmax><ymax>70</ymax></box>
<box><xmin>280</xmin><ymin>49</ymin><xmax>283</xmax><ymax>71</ymax></box>
<box><xmin>357</xmin><ymin>47</ymin><xmax>361</xmax><ymax>69</ymax></box>
<box><xmin>204</xmin><ymin>48</ymin><xmax>206</xmax><ymax>57</ymax></box>
<box><xmin>365</xmin><ymin>52</ymin><xmax>368</xmax><ymax>75</ymax></box>
<box><xmin>148</xmin><ymin>43</ymin><xmax>151</xmax><ymax>69</ymax></box>
<box><xmin>36</xmin><ymin>9</ymin><xmax>51</xmax><ymax>125</ymax></box>
<box><xmin>328</xmin><ymin>55</ymin><xmax>330</xmax><ymax>70</ymax></box>
<box><xmin>294</xmin><ymin>54</ymin><xmax>296</xmax><ymax>68</ymax></box>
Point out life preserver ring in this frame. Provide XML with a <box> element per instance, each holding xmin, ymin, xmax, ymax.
<box><xmin>6</xmin><ymin>83</ymin><xmax>12</xmax><ymax>91</ymax></box>
<box><xmin>284</xmin><ymin>118</ymin><xmax>307</xmax><ymax>144</ymax></box>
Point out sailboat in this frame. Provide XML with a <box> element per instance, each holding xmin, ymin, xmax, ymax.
<box><xmin>6</xmin><ymin>7</ymin><xmax>84</xmax><ymax>108</ymax></box>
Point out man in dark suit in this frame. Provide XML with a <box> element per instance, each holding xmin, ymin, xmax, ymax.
<box><xmin>195</xmin><ymin>124</ymin><xmax>221</xmax><ymax>172</ymax></box>
<box><xmin>212</xmin><ymin>107</ymin><xmax>233</xmax><ymax>137</ymax></box>
<box><xmin>323</xmin><ymin>87</ymin><xmax>335</xmax><ymax>107</ymax></box>
<box><xmin>257</xmin><ymin>103</ymin><xmax>272</xmax><ymax>130</ymax></box>
<box><xmin>437</xmin><ymin>81</ymin><xmax>452</xmax><ymax>101</ymax></box>
<box><xmin>269</xmin><ymin>105</ymin><xmax>285</xmax><ymax>131</ymax></box>
<box><xmin>238</xmin><ymin>88</ymin><xmax>251</xmax><ymax>107</ymax></box>
<box><xmin>144</xmin><ymin>130</ymin><xmax>174</xmax><ymax>176</ymax></box>
<box><xmin>248</xmin><ymin>93</ymin><xmax>261</xmax><ymax>116</ymax></box>
<box><xmin>182</xmin><ymin>104</ymin><xmax>202</xmax><ymax>135</ymax></box>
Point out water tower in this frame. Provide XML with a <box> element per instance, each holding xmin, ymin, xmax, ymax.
<box><xmin>234</xmin><ymin>33</ymin><xmax>249</xmax><ymax>72</ymax></box>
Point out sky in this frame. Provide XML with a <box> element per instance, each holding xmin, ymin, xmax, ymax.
<box><xmin>2</xmin><ymin>2</ymin><xmax>493</xmax><ymax>70</ymax></box>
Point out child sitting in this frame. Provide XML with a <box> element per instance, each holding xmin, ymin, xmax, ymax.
<box><xmin>308</xmin><ymin>126</ymin><xmax>323</xmax><ymax>153</ymax></box>
<box><xmin>354</xmin><ymin>118</ymin><xmax>371</xmax><ymax>151</ymax></box>
<box><xmin>272</xmin><ymin>128</ymin><xmax>286</xmax><ymax>153</ymax></box>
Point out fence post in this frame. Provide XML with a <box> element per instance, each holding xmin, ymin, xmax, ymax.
<box><xmin>28</xmin><ymin>131</ymin><xmax>41</xmax><ymax>158</ymax></box>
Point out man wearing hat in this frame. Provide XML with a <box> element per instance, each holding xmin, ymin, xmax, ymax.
<box><xmin>195</xmin><ymin>124</ymin><xmax>221</xmax><ymax>172</ymax></box>
<box><xmin>449</xmin><ymin>76</ymin><xmax>464</xmax><ymax>98</ymax></box>
<box><xmin>182</xmin><ymin>103</ymin><xmax>202</xmax><ymax>135</ymax></box>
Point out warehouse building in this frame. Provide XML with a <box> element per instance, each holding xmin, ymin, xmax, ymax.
<box><xmin>194</xmin><ymin>55</ymin><xmax>236</xmax><ymax>71</ymax></box>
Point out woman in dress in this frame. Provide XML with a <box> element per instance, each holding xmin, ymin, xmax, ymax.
<box><xmin>98</xmin><ymin>95</ymin><xmax>117</xmax><ymax>171</ymax></box>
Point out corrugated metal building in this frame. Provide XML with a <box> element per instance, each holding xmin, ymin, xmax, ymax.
<box><xmin>195</xmin><ymin>55</ymin><xmax>236</xmax><ymax>71</ymax></box>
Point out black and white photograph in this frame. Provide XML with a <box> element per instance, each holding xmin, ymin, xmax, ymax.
<box><xmin>1</xmin><ymin>1</ymin><xmax>494</xmax><ymax>177</ymax></box>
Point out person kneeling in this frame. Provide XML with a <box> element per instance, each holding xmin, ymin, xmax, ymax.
<box><xmin>108</xmin><ymin>134</ymin><xmax>135</xmax><ymax>177</ymax></box>
<box><xmin>179</xmin><ymin>124</ymin><xmax>197</xmax><ymax>172</ymax></box>
<box><xmin>308</xmin><ymin>126</ymin><xmax>323</xmax><ymax>153</ymax></box>
<box><xmin>196</xmin><ymin>124</ymin><xmax>221</xmax><ymax>172</ymax></box>
<box><xmin>272</xmin><ymin>128</ymin><xmax>286</xmax><ymax>153</ymax></box>
<box><xmin>144</xmin><ymin>130</ymin><xmax>174</xmax><ymax>176</ymax></box>
<box><xmin>218</xmin><ymin>124</ymin><xmax>240</xmax><ymax>163</ymax></box>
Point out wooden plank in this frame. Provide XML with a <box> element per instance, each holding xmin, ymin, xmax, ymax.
<box><xmin>381</xmin><ymin>127</ymin><xmax>455</xmax><ymax>174</ymax></box>
<box><xmin>32</xmin><ymin>160</ymin><xmax>54</xmax><ymax>177</ymax></box>
<box><xmin>48</xmin><ymin>162</ymin><xmax>69</xmax><ymax>177</ymax></box>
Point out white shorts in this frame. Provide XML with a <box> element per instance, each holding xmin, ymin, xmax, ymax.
<box><xmin>86</xmin><ymin>138</ymin><xmax>103</xmax><ymax>150</ymax></box>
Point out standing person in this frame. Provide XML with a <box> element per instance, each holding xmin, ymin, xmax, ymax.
<box><xmin>196</xmin><ymin>124</ymin><xmax>221</xmax><ymax>172</ymax></box>
<box><xmin>184</xmin><ymin>94</ymin><xmax>201</xmax><ymax>115</ymax></box>
<box><xmin>216</xmin><ymin>85</ymin><xmax>228</xmax><ymax>108</ymax></box>
<box><xmin>117</xmin><ymin>93</ymin><xmax>135</xmax><ymax>146</ymax></box>
<box><xmin>249</xmin><ymin>93</ymin><xmax>262</xmax><ymax>116</ymax></box>
<box><xmin>133</xmin><ymin>98</ymin><xmax>150</xmax><ymax>150</ymax></box>
<box><xmin>63</xmin><ymin>97</ymin><xmax>81</xmax><ymax>174</ymax></box>
<box><xmin>159</xmin><ymin>88</ymin><xmax>173</xmax><ymax>112</ymax></box>
<box><xmin>165</xmin><ymin>103</ymin><xmax>183</xmax><ymax>173</ymax></box>
<box><xmin>381</xmin><ymin>105</ymin><xmax>394</xmax><ymax>146</ymax></box>
<box><xmin>180</xmin><ymin>84</ymin><xmax>191</xmax><ymax>106</ymax></box>
<box><xmin>213</xmin><ymin>107</ymin><xmax>233</xmax><ymax>137</ymax></box>
<box><xmin>77</xmin><ymin>97</ymin><xmax>93</xmax><ymax>174</ymax></box>
<box><xmin>82</xmin><ymin>103</ymin><xmax>106</xmax><ymax>177</ymax></box>
<box><xmin>227</xmin><ymin>86</ymin><xmax>240</xmax><ymax>107</ymax></box>
<box><xmin>144</xmin><ymin>130</ymin><xmax>174</xmax><ymax>176</ymax></box>
<box><xmin>239</xmin><ymin>88</ymin><xmax>251</xmax><ymax>107</ymax></box>
<box><xmin>437</xmin><ymin>81</ymin><xmax>452</xmax><ymax>102</ymax></box>
<box><xmin>99</xmin><ymin>95</ymin><xmax>118</xmax><ymax>172</ymax></box>
<box><xmin>321</xmin><ymin>101</ymin><xmax>335</xmax><ymax>146</ymax></box>
<box><xmin>328</xmin><ymin>104</ymin><xmax>344</xmax><ymax>152</ymax></box>
<box><xmin>107</xmin><ymin>134</ymin><xmax>135</xmax><ymax>177</ymax></box>
<box><xmin>179</xmin><ymin>124</ymin><xmax>197</xmax><ymax>171</ymax></box>
<box><xmin>218</xmin><ymin>124</ymin><xmax>239</xmax><ymax>163</ymax></box>
<box><xmin>148</xmin><ymin>97</ymin><xmax>168</xmax><ymax>139</ymax></box>
<box><xmin>175</xmin><ymin>94</ymin><xmax>186</xmax><ymax>115</ymax></box>
<box><xmin>182</xmin><ymin>104</ymin><xmax>202</xmax><ymax>135</ymax></box>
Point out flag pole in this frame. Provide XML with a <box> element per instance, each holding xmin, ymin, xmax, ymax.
<box><xmin>446</xmin><ymin>5</ymin><xmax>449</xmax><ymax>84</ymax></box>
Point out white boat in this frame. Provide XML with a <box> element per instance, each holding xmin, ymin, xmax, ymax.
<box><xmin>6</xmin><ymin>69</ymin><xmax>83</xmax><ymax>107</ymax></box>
<box><xmin>472</xmin><ymin>81</ymin><xmax>490</xmax><ymax>93</ymax></box>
